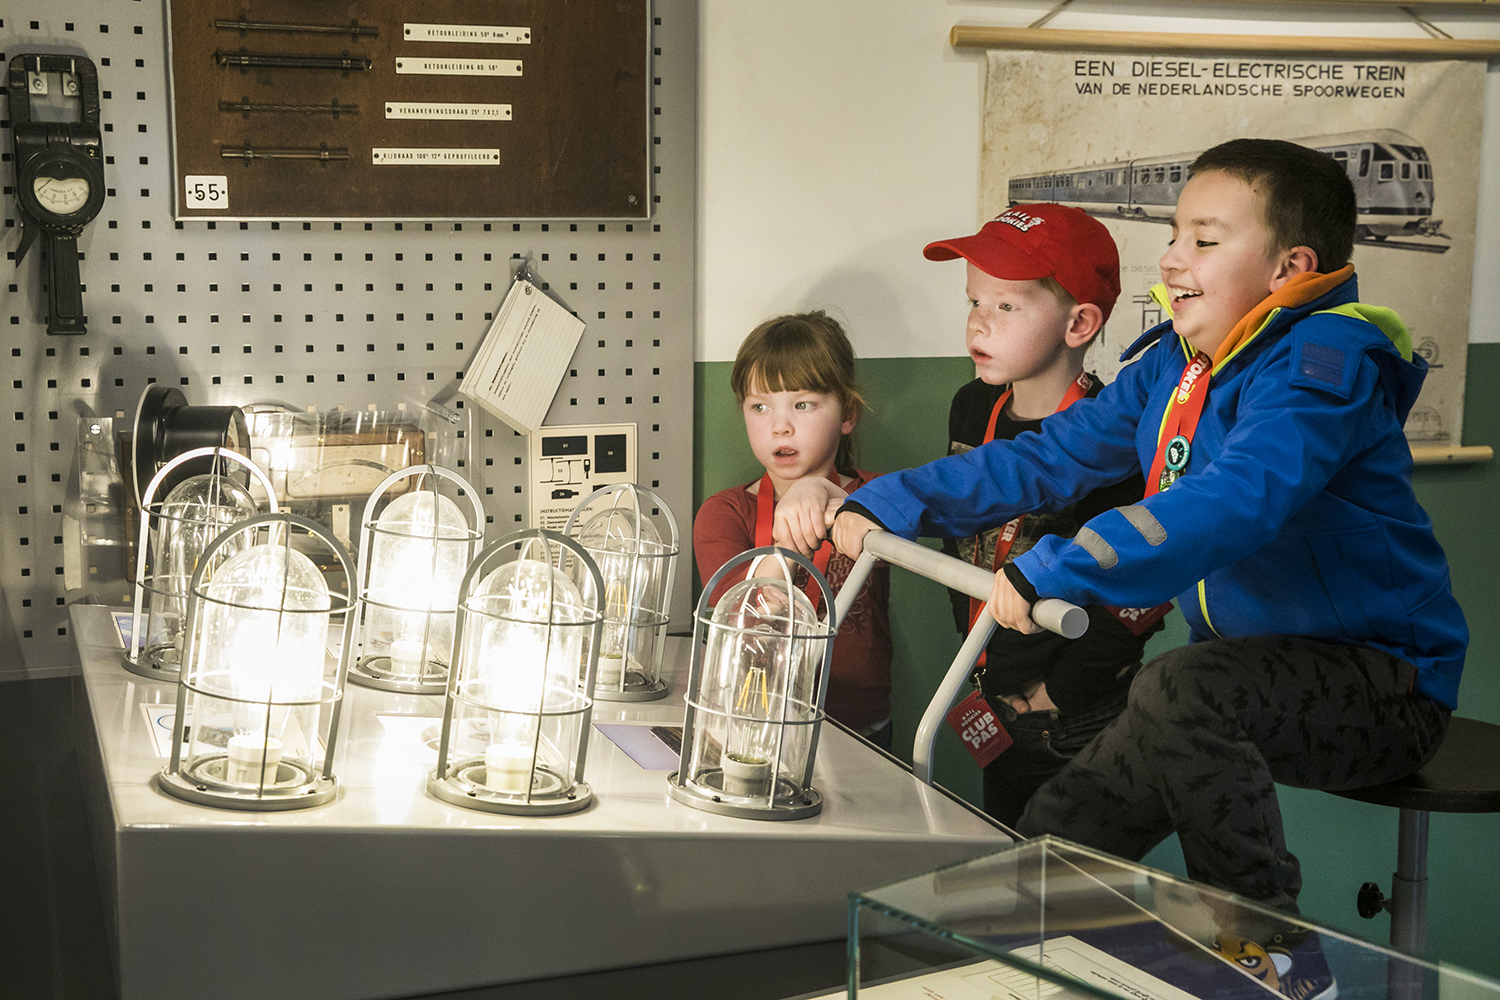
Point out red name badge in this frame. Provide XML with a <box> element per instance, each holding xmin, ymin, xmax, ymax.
<box><xmin>1106</xmin><ymin>601</ymin><xmax>1174</xmax><ymax>636</ymax></box>
<box><xmin>945</xmin><ymin>690</ymin><xmax>1013</xmax><ymax>768</ymax></box>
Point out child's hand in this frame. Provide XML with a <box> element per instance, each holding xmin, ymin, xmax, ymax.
<box><xmin>987</xmin><ymin>570</ymin><xmax>1042</xmax><ymax>635</ymax></box>
<box><xmin>830</xmin><ymin>510</ymin><xmax>879</xmax><ymax>560</ymax></box>
<box><xmin>1004</xmin><ymin>681</ymin><xmax>1056</xmax><ymax>714</ymax></box>
<box><xmin>773</xmin><ymin>478</ymin><xmax>848</xmax><ymax>556</ymax></box>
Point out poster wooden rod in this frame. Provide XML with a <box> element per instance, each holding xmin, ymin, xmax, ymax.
<box><xmin>1411</xmin><ymin>445</ymin><xmax>1494</xmax><ymax>465</ymax></box>
<box><xmin>950</xmin><ymin>26</ymin><xmax>1500</xmax><ymax>59</ymax></box>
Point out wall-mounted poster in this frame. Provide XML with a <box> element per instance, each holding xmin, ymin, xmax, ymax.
<box><xmin>980</xmin><ymin>51</ymin><xmax>1483</xmax><ymax>447</ymax></box>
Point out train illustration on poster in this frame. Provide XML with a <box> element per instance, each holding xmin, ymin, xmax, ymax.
<box><xmin>1008</xmin><ymin>130</ymin><xmax>1448</xmax><ymax>253</ymax></box>
<box><xmin>978</xmin><ymin>53</ymin><xmax>1484</xmax><ymax>447</ymax></box>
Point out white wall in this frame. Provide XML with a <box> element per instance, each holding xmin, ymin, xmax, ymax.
<box><xmin>698</xmin><ymin>1</ymin><xmax>1500</xmax><ymax>361</ymax></box>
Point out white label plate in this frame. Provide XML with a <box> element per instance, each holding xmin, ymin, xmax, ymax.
<box><xmin>370</xmin><ymin>148</ymin><xmax>501</xmax><ymax>165</ymax></box>
<box><xmin>183</xmin><ymin>174</ymin><xmax>228</xmax><ymax>209</ymax></box>
<box><xmin>403</xmin><ymin>23</ymin><xmax>530</xmax><ymax>44</ymax></box>
<box><xmin>394</xmin><ymin>57</ymin><xmax>521</xmax><ymax>77</ymax></box>
<box><xmin>385</xmin><ymin>102</ymin><xmax>513</xmax><ymax>121</ymax></box>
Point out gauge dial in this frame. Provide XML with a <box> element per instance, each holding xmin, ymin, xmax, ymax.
<box><xmin>32</xmin><ymin>175</ymin><xmax>92</xmax><ymax>215</ymax></box>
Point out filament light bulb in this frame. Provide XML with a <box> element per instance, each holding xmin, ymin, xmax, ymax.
<box><xmin>366</xmin><ymin>489</ymin><xmax>469</xmax><ymax>682</ymax></box>
<box><xmin>196</xmin><ymin>540</ymin><xmax>330</xmax><ymax>786</ymax></box>
<box><xmin>468</xmin><ymin>556</ymin><xmax>586</xmax><ymax>794</ymax></box>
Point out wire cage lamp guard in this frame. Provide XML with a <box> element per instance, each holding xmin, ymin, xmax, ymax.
<box><xmin>667</xmin><ymin>546</ymin><xmax>836</xmax><ymax>821</ymax></box>
<box><xmin>562</xmin><ymin>483</ymin><xmax>680</xmax><ymax>702</ymax></box>
<box><xmin>123</xmin><ymin>446</ymin><xmax>280</xmax><ymax>681</ymax></box>
<box><xmin>347</xmin><ymin>464</ymin><xmax>486</xmax><ymax>695</ymax></box>
<box><xmin>427</xmin><ymin>529</ymin><xmax>606</xmax><ymax>816</ymax></box>
<box><xmin>156</xmin><ymin>512</ymin><xmax>357</xmax><ymax>811</ymax></box>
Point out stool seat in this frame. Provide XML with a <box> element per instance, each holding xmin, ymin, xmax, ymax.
<box><xmin>1326</xmin><ymin>715</ymin><xmax>1500</xmax><ymax>959</ymax></box>
<box><xmin>1331</xmin><ymin>716</ymin><xmax>1500</xmax><ymax>814</ymax></box>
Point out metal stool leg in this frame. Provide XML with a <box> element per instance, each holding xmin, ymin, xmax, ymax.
<box><xmin>1390</xmin><ymin>807</ymin><xmax>1429</xmax><ymax>954</ymax></box>
<box><xmin>1385</xmin><ymin>808</ymin><xmax>1430</xmax><ymax>1000</ymax></box>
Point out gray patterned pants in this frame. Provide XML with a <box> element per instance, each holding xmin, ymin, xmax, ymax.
<box><xmin>1015</xmin><ymin>635</ymin><xmax>1451</xmax><ymax>913</ymax></box>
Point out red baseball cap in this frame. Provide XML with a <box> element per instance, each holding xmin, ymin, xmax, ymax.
<box><xmin>924</xmin><ymin>204</ymin><xmax>1121</xmax><ymax>322</ymax></box>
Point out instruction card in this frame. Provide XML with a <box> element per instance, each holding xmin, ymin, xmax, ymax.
<box><xmin>460</xmin><ymin>277</ymin><xmax>586</xmax><ymax>435</ymax></box>
<box><xmin>528</xmin><ymin>422</ymin><xmax>637</xmax><ymax>532</ymax></box>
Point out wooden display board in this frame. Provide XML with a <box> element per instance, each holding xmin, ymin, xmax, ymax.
<box><xmin>167</xmin><ymin>0</ymin><xmax>650</xmax><ymax>219</ymax></box>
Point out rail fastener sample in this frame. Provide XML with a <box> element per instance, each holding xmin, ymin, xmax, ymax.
<box><xmin>214</xmin><ymin>51</ymin><xmax>373</xmax><ymax>72</ymax></box>
<box><xmin>220</xmin><ymin>144</ymin><xmax>351</xmax><ymax>164</ymax></box>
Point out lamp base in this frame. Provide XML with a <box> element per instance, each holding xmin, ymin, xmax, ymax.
<box><xmin>348</xmin><ymin>654</ymin><xmax>448</xmax><ymax>695</ymax></box>
<box><xmin>666</xmin><ymin>770</ymin><xmax>822</xmax><ymax>821</ymax></box>
<box><xmin>119</xmin><ymin>644</ymin><xmax>182</xmax><ymax>682</ymax></box>
<box><xmin>428</xmin><ymin>759</ymin><xmax>592</xmax><ymax>815</ymax></box>
<box><xmin>156</xmin><ymin>759</ymin><xmax>337</xmax><ymax>811</ymax></box>
<box><xmin>593</xmin><ymin>670</ymin><xmax>669</xmax><ymax>703</ymax></box>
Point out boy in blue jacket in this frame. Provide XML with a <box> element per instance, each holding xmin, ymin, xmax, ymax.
<box><xmin>832</xmin><ymin>139</ymin><xmax>1467</xmax><ymax>938</ymax></box>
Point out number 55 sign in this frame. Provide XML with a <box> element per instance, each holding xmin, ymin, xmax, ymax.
<box><xmin>183</xmin><ymin>174</ymin><xmax>228</xmax><ymax>210</ymax></box>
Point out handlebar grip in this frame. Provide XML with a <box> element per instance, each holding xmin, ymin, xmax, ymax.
<box><xmin>860</xmin><ymin>530</ymin><xmax>1088</xmax><ymax>639</ymax></box>
<box><xmin>1033</xmin><ymin>598</ymin><xmax>1089</xmax><ymax>640</ymax></box>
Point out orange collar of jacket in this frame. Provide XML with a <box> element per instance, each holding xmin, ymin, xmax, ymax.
<box><xmin>1211</xmin><ymin>264</ymin><xmax>1355</xmax><ymax>367</ymax></box>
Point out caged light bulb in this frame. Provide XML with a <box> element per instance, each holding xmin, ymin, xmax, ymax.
<box><xmin>720</xmin><ymin>624</ymin><xmax>781</xmax><ymax>797</ymax></box>
<box><xmin>597</xmin><ymin>577</ymin><xmax>631</xmax><ymax>685</ymax></box>
<box><xmin>468</xmin><ymin>557</ymin><xmax>585</xmax><ymax>794</ymax></box>
<box><xmin>366</xmin><ymin>489</ymin><xmax>469</xmax><ymax>681</ymax></box>
<box><xmin>698</xmin><ymin>573</ymin><xmax>819</xmax><ymax>802</ymax></box>
<box><xmin>195</xmin><ymin>541</ymin><xmax>330</xmax><ymax>786</ymax></box>
<box><xmin>147</xmin><ymin>472</ymin><xmax>259</xmax><ymax>663</ymax></box>
<box><xmin>577</xmin><ymin>507</ymin><xmax>663</xmax><ymax>692</ymax></box>
<box><xmin>670</xmin><ymin>548</ymin><xmax>833</xmax><ymax>821</ymax></box>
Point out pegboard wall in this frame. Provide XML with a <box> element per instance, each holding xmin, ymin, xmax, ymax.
<box><xmin>0</xmin><ymin>0</ymin><xmax>698</xmax><ymax>678</ymax></box>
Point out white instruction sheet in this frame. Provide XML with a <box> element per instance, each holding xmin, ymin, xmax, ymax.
<box><xmin>460</xmin><ymin>277</ymin><xmax>586</xmax><ymax>434</ymax></box>
<box><xmin>528</xmin><ymin>422</ymin><xmax>637</xmax><ymax>531</ymax></box>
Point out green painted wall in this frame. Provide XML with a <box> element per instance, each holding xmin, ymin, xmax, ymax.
<box><xmin>695</xmin><ymin>343</ymin><xmax>1500</xmax><ymax>979</ymax></box>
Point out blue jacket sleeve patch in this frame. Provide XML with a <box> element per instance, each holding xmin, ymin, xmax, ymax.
<box><xmin>1288</xmin><ymin>331</ymin><xmax>1356</xmax><ymax>399</ymax></box>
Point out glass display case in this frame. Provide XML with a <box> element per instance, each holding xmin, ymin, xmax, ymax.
<box><xmin>849</xmin><ymin>836</ymin><xmax>1499</xmax><ymax>1000</ymax></box>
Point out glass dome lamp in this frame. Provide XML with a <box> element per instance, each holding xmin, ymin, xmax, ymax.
<box><xmin>348</xmin><ymin>465</ymin><xmax>485</xmax><ymax>694</ymax></box>
<box><xmin>157</xmin><ymin>513</ymin><xmax>357</xmax><ymax>810</ymax></box>
<box><xmin>428</xmin><ymin>530</ymin><xmax>604</xmax><ymax>816</ymax></box>
<box><xmin>563</xmin><ymin>483</ymin><xmax>679</xmax><ymax>702</ymax></box>
<box><xmin>667</xmin><ymin>547</ymin><xmax>835</xmax><ymax>821</ymax></box>
<box><xmin>124</xmin><ymin>447</ymin><xmax>279</xmax><ymax>681</ymax></box>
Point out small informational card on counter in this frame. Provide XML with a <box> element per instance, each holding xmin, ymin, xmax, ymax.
<box><xmin>528</xmin><ymin>422</ymin><xmax>637</xmax><ymax>531</ymax></box>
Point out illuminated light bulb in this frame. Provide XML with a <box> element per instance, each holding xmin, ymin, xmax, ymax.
<box><xmin>157</xmin><ymin>511</ymin><xmax>354</xmax><ymax>812</ymax></box>
<box><xmin>196</xmin><ymin>540</ymin><xmax>330</xmax><ymax>788</ymax></box>
<box><xmin>365</xmin><ymin>489</ymin><xmax>469</xmax><ymax>684</ymax></box>
<box><xmin>467</xmin><ymin>556</ymin><xmax>586</xmax><ymax>796</ymax></box>
<box><xmin>428</xmin><ymin>529</ymin><xmax>603</xmax><ymax>816</ymax></box>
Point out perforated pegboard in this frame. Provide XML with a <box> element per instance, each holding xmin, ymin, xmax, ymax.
<box><xmin>0</xmin><ymin>0</ymin><xmax>697</xmax><ymax>676</ymax></box>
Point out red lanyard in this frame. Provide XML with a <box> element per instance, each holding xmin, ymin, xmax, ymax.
<box><xmin>1145</xmin><ymin>350</ymin><xmax>1213</xmax><ymax>496</ymax></box>
<box><xmin>968</xmin><ymin>373</ymin><xmax>1092</xmax><ymax>634</ymax></box>
<box><xmin>754</xmin><ymin>472</ymin><xmax>836</xmax><ymax>613</ymax></box>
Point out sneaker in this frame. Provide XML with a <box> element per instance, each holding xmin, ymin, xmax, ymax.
<box><xmin>1212</xmin><ymin>930</ymin><xmax>1338</xmax><ymax>1000</ymax></box>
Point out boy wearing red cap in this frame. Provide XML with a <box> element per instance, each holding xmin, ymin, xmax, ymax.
<box><xmin>822</xmin><ymin>140</ymin><xmax>1465</xmax><ymax>980</ymax></box>
<box><xmin>927</xmin><ymin>203</ymin><xmax>1170</xmax><ymax>827</ymax></box>
<box><xmin>776</xmin><ymin>203</ymin><xmax>1167</xmax><ymax>825</ymax></box>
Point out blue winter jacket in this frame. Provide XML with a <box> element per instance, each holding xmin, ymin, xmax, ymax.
<box><xmin>847</xmin><ymin>273</ymin><xmax>1468</xmax><ymax>708</ymax></box>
